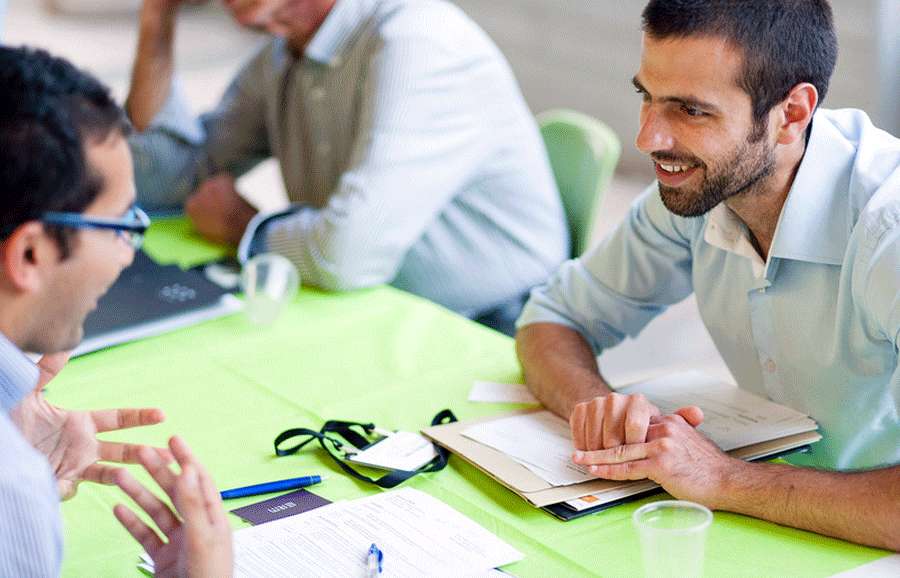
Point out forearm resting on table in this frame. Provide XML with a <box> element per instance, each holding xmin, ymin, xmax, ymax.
<box><xmin>718</xmin><ymin>460</ymin><xmax>900</xmax><ymax>551</ymax></box>
<box><xmin>515</xmin><ymin>323</ymin><xmax>612</xmax><ymax>418</ymax></box>
<box><xmin>126</xmin><ymin>6</ymin><xmax>177</xmax><ymax>131</ymax></box>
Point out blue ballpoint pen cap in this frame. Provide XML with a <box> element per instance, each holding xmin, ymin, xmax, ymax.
<box><xmin>367</xmin><ymin>543</ymin><xmax>383</xmax><ymax>574</ymax></box>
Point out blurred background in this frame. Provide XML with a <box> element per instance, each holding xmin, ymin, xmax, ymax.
<box><xmin>2</xmin><ymin>0</ymin><xmax>897</xmax><ymax>384</ymax></box>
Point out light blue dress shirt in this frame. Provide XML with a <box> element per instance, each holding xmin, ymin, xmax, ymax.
<box><xmin>130</xmin><ymin>0</ymin><xmax>568</xmax><ymax>320</ymax></box>
<box><xmin>519</xmin><ymin>109</ymin><xmax>900</xmax><ymax>472</ymax></box>
<box><xmin>0</xmin><ymin>332</ymin><xmax>63</xmax><ymax>577</ymax></box>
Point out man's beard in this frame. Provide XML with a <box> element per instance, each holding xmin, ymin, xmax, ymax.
<box><xmin>657</xmin><ymin>135</ymin><xmax>777</xmax><ymax>218</ymax></box>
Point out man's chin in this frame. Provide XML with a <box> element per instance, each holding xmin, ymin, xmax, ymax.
<box><xmin>659</xmin><ymin>186</ymin><xmax>718</xmax><ymax>218</ymax></box>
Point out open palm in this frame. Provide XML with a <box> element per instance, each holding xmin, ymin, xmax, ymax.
<box><xmin>10</xmin><ymin>352</ymin><xmax>170</xmax><ymax>499</ymax></box>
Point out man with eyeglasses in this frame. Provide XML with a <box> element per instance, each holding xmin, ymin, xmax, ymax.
<box><xmin>0</xmin><ymin>46</ymin><xmax>233</xmax><ymax>575</ymax></box>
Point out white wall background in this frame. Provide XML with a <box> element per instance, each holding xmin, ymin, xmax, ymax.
<box><xmin>453</xmin><ymin>0</ymin><xmax>899</xmax><ymax>177</ymax></box>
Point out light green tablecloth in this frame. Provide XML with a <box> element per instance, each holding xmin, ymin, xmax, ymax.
<box><xmin>52</xmin><ymin>220</ymin><xmax>889</xmax><ymax>577</ymax></box>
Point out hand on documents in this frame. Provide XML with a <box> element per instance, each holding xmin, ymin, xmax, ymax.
<box><xmin>569</xmin><ymin>391</ymin><xmax>703</xmax><ymax>449</ymax></box>
<box><xmin>114</xmin><ymin>436</ymin><xmax>234</xmax><ymax>578</ymax></box>
<box><xmin>573</xmin><ymin>408</ymin><xmax>741</xmax><ymax>507</ymax></box>
<box><xmin>10</xmin><ymin>352</ymin><xmax>170</xmax><ymax>499</ymax></box>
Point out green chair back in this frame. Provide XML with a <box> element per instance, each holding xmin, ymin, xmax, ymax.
<box><xmin>538</xmin><ymin>109</ymin><xmax>622</xmax><ymax>257</ymax></box>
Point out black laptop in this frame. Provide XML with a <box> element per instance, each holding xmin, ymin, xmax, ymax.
<box><xmin>74</xmin><ymin>251</ymin><xmax>242</xmax><ymax>356</ymax></box>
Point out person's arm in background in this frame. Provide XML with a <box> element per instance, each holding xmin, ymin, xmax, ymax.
<box><xmin>239</xmin><ymin>15</ymin><xmax>496</xmax><ymax>290</ymax></box>
<box><xmin>126</xmin><ymin>0</ymin><xmax>269</xmax><ymax>213</ymax></box>
<box><xmin>516</xmin><ymin>188</ymin><xmax>700</xmax><ymax>449</ymax></box>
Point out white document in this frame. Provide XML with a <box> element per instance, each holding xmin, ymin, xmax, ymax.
<box><xmin>463</xmin><ymin>371</ymin><xmax>817</xmax><ymax>488</ymax></box>
<box><xmin>620</xmin><ymin>371</ymin><xmax>816</xmax><ymax>451</ymax></box>
<box><xmin>462</xmin><ymin>411</ymin><xmax>595</xmax><ymax>486</ymax></box>
<box><xmin>828</xmin><ymin>555</ymin><xmax>900</xmax><ymax>577</ymax></box>
<box><xmin>230</xmin><ymin>488</ymin><xmax>523</xmax><ymax>577</ymax></box>
<box><xmin>469</xmin><ymin>381</ymin><xmax>539</xmax><ymax>405</ymax></box>
<box><xmin>346</xmin><ymin>431</ymin><xmax>438</xmax><ymax>471</ymax></box>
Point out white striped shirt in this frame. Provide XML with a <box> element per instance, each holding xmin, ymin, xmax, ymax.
<box><xmin>130</xmin><ymin>0</ymin><xmax>568</xmax><ymax>318</ymax></box>
<box><xmin>0</xmin><ymin>333</ymin><xmax>63</xmax><ymax>577</ymax></box>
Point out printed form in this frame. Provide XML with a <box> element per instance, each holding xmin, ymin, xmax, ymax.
<box><xmin>230</xmin><ymin>488</ymin><xmax>523</xmax><ymax>577</ymax></box>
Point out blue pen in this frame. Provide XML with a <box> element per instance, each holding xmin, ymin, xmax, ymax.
<box><xmin>220</xmin><ymin>475</ymin><xmax>325</xmax><ymax>500</ymax></box>
<box><xmin>366</xmin><ymin>543</ymin><xmax>383</xmax><ymax>577</ymax></box>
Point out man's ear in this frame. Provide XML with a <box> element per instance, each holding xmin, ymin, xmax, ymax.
<box><xmin>774</xmin><ymin>82</ymin><xmax>818</xmax><ymax>146</ymax></box>
<box><xmin>0</xmin><ymin>222</ymin><xmax>61</xmax><ymax>293</ymax></box>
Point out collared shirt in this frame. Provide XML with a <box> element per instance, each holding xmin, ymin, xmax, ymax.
<box><xmin>0</xmin><ymin>332</ymin><xmax>63</xmax><ymax>577</ymax></box>
<box><xmin>130</xmin><ymin>0</ymin><xmax>568</xmax><ymax>318</ymax></box>
<box><xmin>519</xmin><ymin>108</ymin><xmax>900</xmax><ymax>472</ymax></box>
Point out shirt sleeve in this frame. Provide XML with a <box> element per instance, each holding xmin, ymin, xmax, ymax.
<box><xmin>129</xmin><ymin>49</ymin><xmax>271</xmax><ymax>211</ymax></box>
<box><xmin>248</xmin><ymin>29</ymin><xmax>496</xmax><ymax>291</ymax></box>
<box><xmin>858</xmin><ymin>190</ymin><xmax>900</xmax><ymax>351</ymax></box>
<box><xmin>0</xmin><ymin>451</ymin><xmax>62</xmax><ymax>577</ymax></box>
<box><xmin>517</xmin><ymin>186</ymin><xmax>697</xmax><ymax>353</ymax></box>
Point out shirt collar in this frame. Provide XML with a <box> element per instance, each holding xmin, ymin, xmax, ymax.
<box><xmin>702</xmin><ymin>109</ymin><xmax>855</xmax><ymax>276</ymax></box>
<box><xmin>304</xmin><ymin>0</ymin><xmax>377</xmax><ymax>67</ymax></box>
<box><xmin>0</xmin><ymin>331</ymin><xmax>39</xmax><ymax>415</ymax></box>
<box><xmin>767</xmin><ymin>110</ymin><xmax>854</xmax><ymax>266</ymax></box>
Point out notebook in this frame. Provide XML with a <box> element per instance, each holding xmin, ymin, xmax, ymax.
<box><xmin>74</xmin><ymin>250</ymin><xmax>243</xmax><ymax>356</ymax></box>
<box><xmin>423</xmin><ymin>371</ymin><xmax>821</xmax><ymax>520</ymax></box>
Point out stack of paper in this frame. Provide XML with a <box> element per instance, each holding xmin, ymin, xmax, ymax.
<box><xmin>423</xmin><ymin>371</ymin><xmax>820</xmax><ymax>518</ymax></box>
<box><xmin>461</xmin><ymin>372</ymin><xmax>817</xmax><ymax>489</ymax></box>
<box><xmin>139</xmin><ymin>488</ymin><xmax>522</xmax><ymax>577</ymax></box>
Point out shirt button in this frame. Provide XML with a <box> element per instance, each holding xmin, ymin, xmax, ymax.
<box><xmin>764</xmin><ymin>359</ymin><xmax>777</xmax><ymax>373</ymax></box>
<box><xmin>310</xmin><ymin>87</ymin><xmax>326</xmax><ymax>101</ymax></box>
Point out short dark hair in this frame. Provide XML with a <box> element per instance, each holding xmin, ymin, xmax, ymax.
<box><xmin>642</xmin><ymin>0</ymin><xmax>838</xmax><ymax>130</ymax></box>
<box><xmin>0</xmin><ymin>46</ymin><xmax>130</xmax><ymax>257</ymax></box>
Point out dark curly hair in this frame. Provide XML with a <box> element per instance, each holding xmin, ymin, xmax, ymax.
<box><xmin>0</xmin><ymin>45</ymin><xmax>130</xmax><ymax>257</ymax></box>
<box><xmin>642</xmin><ymin>0</ymin><xmax>838</xmax><ymax>138</ymax></box>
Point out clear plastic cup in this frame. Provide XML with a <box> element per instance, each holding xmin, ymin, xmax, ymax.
<box><xmin>240</xmin><ymin>253</ymin><xmax>299</xmax><ymax>325</ymax></box>
<box><xmin>632</xmin><ymin>500</ymin><xmax>712</xmax><ymax>578</ymax></box>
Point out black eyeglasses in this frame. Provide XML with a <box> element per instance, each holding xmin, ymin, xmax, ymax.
<box><xmin>41</xmin><ymin>205</ymin><xmax>151</xmax><ymax>249</ymax></box>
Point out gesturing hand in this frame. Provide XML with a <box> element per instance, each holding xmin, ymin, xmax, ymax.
<box><xmin>114</xmin><ymin>437</ymin><xmax>234</xmax><ymax>578</ymax></box>
<box><xmin>10</xmin><ymin>352</ymin><xmax>171</xmax><ymax>500</ymax></box>
<box><xmin>573</xmin><ymin>408</ymin><xmax>738</xmax><ymax>508</ymax></box>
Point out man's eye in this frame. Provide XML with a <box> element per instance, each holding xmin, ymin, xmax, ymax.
<box><xmin>682</xmin><ymin>105</ymin><xmax>705</xmax><ymax>117</ymax></box>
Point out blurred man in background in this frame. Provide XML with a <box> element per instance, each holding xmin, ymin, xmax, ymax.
<box><xmin>127</xmin><ymin>0</ymin><xmax>569</xmax><ymax>335</ymax></box>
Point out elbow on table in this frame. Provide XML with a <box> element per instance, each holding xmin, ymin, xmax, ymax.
<box><xmin>313</xmin><ymin>262</ymin><xmax>395</xmax><ymax>292</ymax></box>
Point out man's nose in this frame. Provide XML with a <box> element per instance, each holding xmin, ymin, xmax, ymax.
<box><xmin>635</xmin><ymin>108</ymin><xmax>675</xmax><ymax>155</ymax></box>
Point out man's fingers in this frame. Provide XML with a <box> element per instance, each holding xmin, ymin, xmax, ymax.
<box><xmin>138</xmin><ymin>446</ymin><xmax>179</xmax><ymax>500</ymax></box>
<box><xmin>81</xmin><ymin>463</ymin><xmax>121</xmax><ymax>485</ymax></box>
<box><xmin>623</xmin><ymin>394</ymin><xmax>656</xmax><ymax>445</ymax></box>
<box><xmin>174</xmin><ymin>465</ymin><xmax>213</xmax><ymax>539</ymax></box>
<box><xmin>587</xmin><ymin>460</ymin><xmax>651</xmax><ymax>481</ymax></box>
<box><xmin>569</xmin><ymin>404</ymin><xmax>587</xmax><ymax>450</ymax></box>
<box><xmin>114</xmin><ymin>469</ymin><xmax>181</xmax><ymax>537</ymax></box>
<box><xmin>574</xmin><ymin>441</ymin><xmax>651</xmax><ymax>465</ymax></box>
<box><xmin>35</xmin><ymin>352</ymin><xmax>71</xmax><ymax>389</ymax></box>
<box><xmin>167</xmin><ymin>435</ymin><xmax>198</xmax><ymax>470</ymax></box>
<box><xmin>601</xmin><ymin>393</ymin><xmax>626</xmax><ymax>448</ymax></box>
<box><xmin>584</xmin><ymin>400</ymin><xmax>604</xmax><ymax>451</ymax></box>
<box><xmin>675</xmin><ymin>406</ymin><xmax>704</xmax><ymax>427</ymax></box>
<box><xmin>91</xmin><ymin>408</ymin><xmax>165</xmax><ymax>433</ymax></box>
<box><xmin>113</xmin><ymin>503</ymin><xmax>165</xmax><ymax>557</ymax></box>
<box><xmin>167</xmin><ymin>436</ymin><xmax>221</xmax><ymax>524</ymax></box>
<box><xmin>99</xmin><ymin>441</ymin><xmax>172</xmax><ymax>465</ymax></box>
